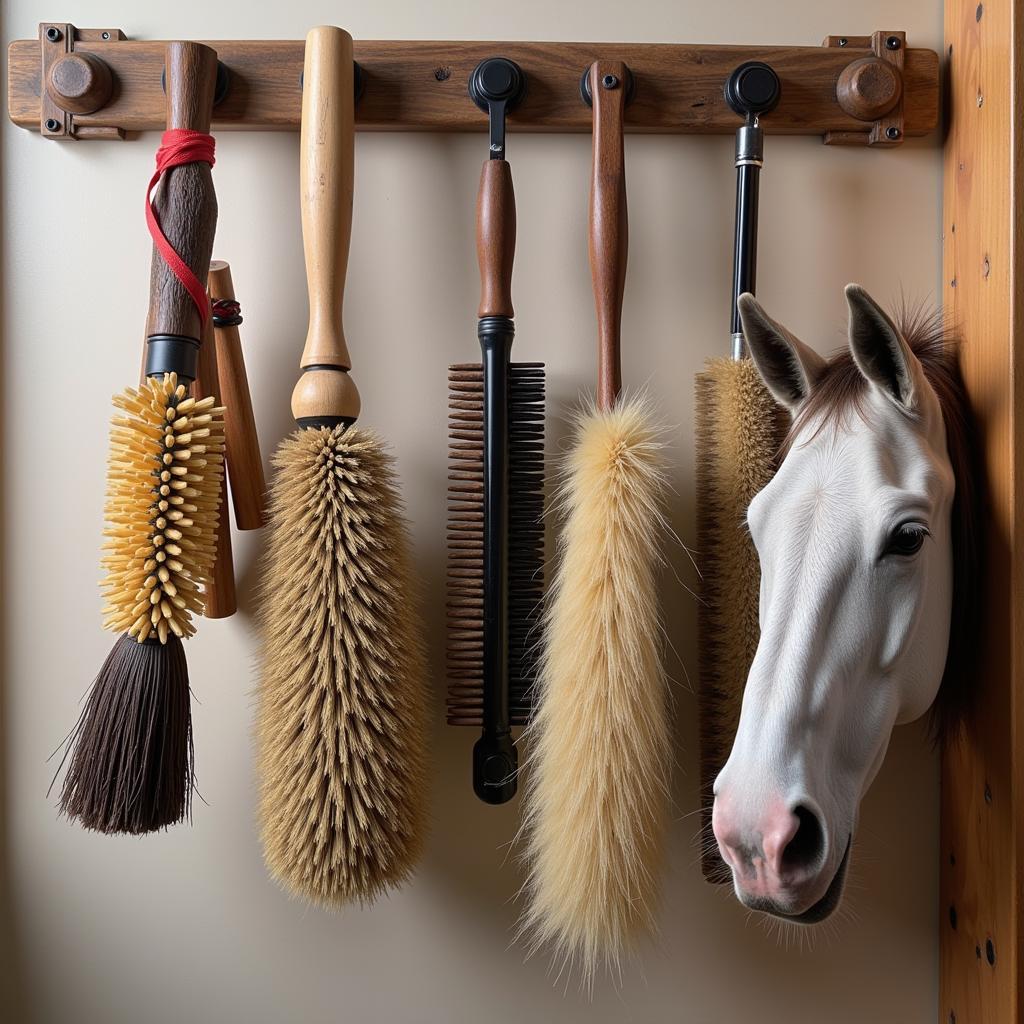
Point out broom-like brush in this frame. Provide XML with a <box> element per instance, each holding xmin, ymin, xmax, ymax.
<box><xmin>56</xmin><ymin>42</ymin><xmax>224</xmax><ymax>834</ymax></box>
<box><xmin>521</xmin><ymin>63</ymin><xmax>672</xmax><ymax>981</ymax></box>
<box><xmin>255</xmin><ymin>27</ymin><xmax>429</xmax><ymax>907</ymax></box>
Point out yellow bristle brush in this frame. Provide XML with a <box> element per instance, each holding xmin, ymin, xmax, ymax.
<box><xmin>254</xmin><ymin>26</ymin><xmax>429</xmax><ymax>907</ymax></box>
<box><xmin>56</xmin><ymin>41</ymin><xmax>225</xmax><ymax>834</ymax></box>
<box><xmin>521</xmin><ymin>61</ymin><xmax>673</xmax><ymax>982</ymax></box>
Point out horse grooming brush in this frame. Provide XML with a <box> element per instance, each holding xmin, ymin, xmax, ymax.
<box><xmin>446</xmin><ymin>57</ymin><xmax>545</xmax><ymax>805</ymax></box>
<box><xmin>695</xmin><ymin>61</ymin><xmax>786</xmax><ymax>879</ymax></box>
<box><xmin>57</xmin><ymin>41</ymin><xmax>224</xmax><ymax>834</ymax></box>
<box><xmin>522</xmin><ymin>61</ymin><xmax>672</xmax><ymax>980</ymax></box>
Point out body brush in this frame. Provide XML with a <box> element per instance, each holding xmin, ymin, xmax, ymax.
<box><xmin>255</xmin><ymin>26</ymin><xmax>429</xmax><ymax>906</ymax></box>
<box><xmin>56</xmin><ymin>42</ymin><xmax>224</xmax><ymax>834</ymax></box>
<box><xmin>521</xmin><ymin>61</ymin><xmax>673</xmax><ymax>980</ymax></box>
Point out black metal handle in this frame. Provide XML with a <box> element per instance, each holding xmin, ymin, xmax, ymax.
<box><xmin>469</xmin><ymin>57</ymin><xmax>526</xmax><ymax>160</ymax></box>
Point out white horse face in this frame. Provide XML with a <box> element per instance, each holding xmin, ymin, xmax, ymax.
<box><xmin>711</xmin><ymin>285</ymin><xmax>955</xmax><ymax>922</ymax></box>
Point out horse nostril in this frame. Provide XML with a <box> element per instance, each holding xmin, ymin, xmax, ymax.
<box><xmin>781</xmin><ymin>805</ymin><xmax>825</xmax><ymax>873</ymax></box>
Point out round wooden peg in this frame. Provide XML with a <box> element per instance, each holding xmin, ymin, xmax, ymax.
<box><xmin>836</xmin><ymin>57</ymin><xmax>903</xmax><ymax>121</ymax></box>
<box><xmin>46</xmin><ymin>51</ymin><xmax>114</xmax><ymax>114</ymax></box>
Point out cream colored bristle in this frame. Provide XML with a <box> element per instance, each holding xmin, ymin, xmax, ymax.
<box><xmin>99</xmin><ymin>372</ymin><xmax>226</xmax><ymax>643</ymax></box>
<box><xmin>256</xmin><ymin>424</ymin><xmax>429</xmax><ymax>907</ymax></box>
<box><xmin>520</xmin><ymin>395</ymin><xmax>672</xmax><ymax>985</ymax></box>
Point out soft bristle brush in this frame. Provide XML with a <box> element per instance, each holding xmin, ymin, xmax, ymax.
<box><xmin>695</xmin><ymin>62</ymin><xmax>785</xmax><ymax>880</ymax></box>
<box><xmin>56</xmin><ymin>42</ymin><xmax>224</xmax><ymax>834</ymax></box>
<box><xmin>255</xmin><ymin>26</ymin><xmax>429</xmax><ymax>907</ymax></box>
<box><xmin>446</xmin><ymin>57</ymin><xmax>545</xmax><ymax>805</ymax></box>
<box><xmin>521</xmin><ymin>61</ymin><xmax>672</xmax><ymax>981</ymax></box>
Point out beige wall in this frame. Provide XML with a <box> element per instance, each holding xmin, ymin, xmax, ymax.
<box><xmin>2</xmin><ymin>1</ymin><xmax>943</xmax><ymax>1021</ymax></box>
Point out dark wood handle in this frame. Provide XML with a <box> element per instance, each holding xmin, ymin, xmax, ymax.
<box><xmin>146</xmin><ymin>41</ymin><xmax>219</xmax><ymax>343</ymax></box>
<box><xmin>194</xmin><ymin>298</ymin><xmax>236</xmax><ymax>619</ymax></box>
<box><xmin>477</xmin><ymin>159</ymin><xmax>516</xmax><ymax>318</ymax></box>
<box><xmin>209</xmin><ymin>260</ymin><xmax>267</xmax><ymax>531</ymax></box>
<box><xmin>589</xmin><ymin>61</ymin><xmax>628</xmax><ymax>411</ymax></box>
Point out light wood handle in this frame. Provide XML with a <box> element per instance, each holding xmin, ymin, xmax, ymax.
<box><xmin>588</xmin><ymin>61</ymin><xmax>628</xmax><ymax>411</ymax></box>
<box><xmin>291</xmin><ymin>26</ymin><xmax>360</xmax><ymax>422</ymax></box>
<box><xmin>477</xmin><ymin>159</ymin><xmax>516</xmax><ymax>319</ymax></box>
<box><xmin>194</xmin><ymin>299</ymin><xmax>236</xmax><ymax>619</ymax></box>
<box><xmin>146</xmin><ymin>42</ymin><xmax>219</xmax><ymax>343</ymax></box>
<box><xmin>209</xmin><ymin>260</ymin><xmax>267</xmax><ymax>530</ymax></box>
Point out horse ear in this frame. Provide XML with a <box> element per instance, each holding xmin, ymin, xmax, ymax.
<box><xmin>737</xmin><ymin>293</ymin><xmax>827</xmax><ymax>413</ymax></box>
<box><xmin>845</xmin><ymin>284</ymin><xmax>924</xmax><ymax>413</ymax></box>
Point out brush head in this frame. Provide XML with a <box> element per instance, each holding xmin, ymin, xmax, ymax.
<box><xmin>694</xmin><ymin>357</ymin><xmax>783</xmax><ymax>880</ymax></box>
<box><xmin>57</xmin><ymin>632</ymin><xmax>193</xmax><ymax>833</ymax></box>
<box><xmin>520</xmin><ymin>396</ymin><xmax>672</xmax><ymax>983</ymax></box>
<box><xmin>256</xmin><ymin>424</ymin><xmax>430</xmax><ymax>907</ymax></box>
<box><xmin>446</xmin><ymin>362</ymin><xmax>545</xmax><ymax>726</ymax></box>
<box><xmin>100</xmin><ymin>372</ymin><xmax>225</xmax><ymax>644</ymax></box>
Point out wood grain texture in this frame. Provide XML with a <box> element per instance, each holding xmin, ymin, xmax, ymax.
<box><xmin>290</xmin><ymin>27</ymin><xmax>360</xmax><ymax>425</ymax></box>
<box><xmin>476</xmin><ymin>160</ymin><xmax>516</xmax><ymax>319</ymax></box>
<box><xmin>588</xmin><ymin>61</ymin><xmax>627</xmax><ymax>411</ymax></box>
<box><xmin>195</xmin><ymin>301</ymin><xmax>236</xmax><ymax>620</ymax></box>
<box><xmin>941</xmin><ymin>1</ymin><xmax>1024</xmax><ymax>1021</ymax></box>
<box><xmin>7</xmin><ymin>37</ymin><xmax>939</xmax><ymax>138</ymax></box>
<box><xmin>209</xmin><ymin>260</ymin><xmax>266</xmax><ymax>531</ymax></box>
<box><xmin>144</xmin><ymin>41</ymin><xmax>218</xmax><ymax>343</ymax></box>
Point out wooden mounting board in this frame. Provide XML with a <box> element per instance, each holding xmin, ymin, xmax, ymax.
<box><xmin>941</xmin><ymin>0</ymin><xmax>1024</xmax><ymax>1021</ymax></box>
<box><xmin>7</xmin><ymin>35</ymin><xmax>938</xmax><ymax>139</ymax></box>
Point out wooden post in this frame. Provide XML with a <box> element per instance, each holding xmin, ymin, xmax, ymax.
<box><xmin>941</xmin><ymin>1</ymin><xmax>1023</xmax><ymax>1020</ymax></box>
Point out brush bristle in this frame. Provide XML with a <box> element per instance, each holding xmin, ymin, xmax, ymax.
<box><xmin>520</xmin><ymin>396</ymin><xmax>672</xmax><ymax>984</ymax></box>
<box><xmin>694</xmin><ymin>357</ymin><xmax>782</xmax><ymax>880</ymax></box>
<box><xmin>100</xmin><ymin>372</ymin><xmax>226</xmax><ymax>644</ymax></box>
<box><xmin>445</xmin><ymin>362</ymin><xmax>545</xmax><ymax>726</ymax></box>
<box><xmin>57</xmin><ymin>632</ymin><xmax>193</xmax><ymax>833</ymax></box>
<box><xmin>256</xmin><ymin>424</ymin><xmax>430</xmax><ymax>907</ymax></box>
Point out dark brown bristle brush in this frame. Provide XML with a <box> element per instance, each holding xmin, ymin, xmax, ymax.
<box><xmin>56</xmin><ymin>41</ymin><xmax>224</xmax><ymax>834</ymax></box>
<box><xmin>446</xmin><ymin>57</ymin><xmax>545</xmax><ymax>804</ymax></box>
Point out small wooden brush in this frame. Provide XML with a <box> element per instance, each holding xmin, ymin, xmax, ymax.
<box><xmin>445</xmin><ymin>57</ymin><xmax>545</xmax><ymax>805</ymax></box>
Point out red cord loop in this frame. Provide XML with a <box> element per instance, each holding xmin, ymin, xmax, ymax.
<box><xmin>145</xmin><ymin>129</ymin><xmax>216</xmax><ymax>327</ymax></box>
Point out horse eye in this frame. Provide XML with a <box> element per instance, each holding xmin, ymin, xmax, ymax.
<box><xmin>886</xmin><ymin>523</ymin><xmax>929</xmax><ymax>557</ymax></box>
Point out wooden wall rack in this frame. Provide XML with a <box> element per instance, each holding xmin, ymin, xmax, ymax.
<box><xmin>7</xmin><ymin>23</ymin><xmax>938</xmax><ymax>145</ymax></box>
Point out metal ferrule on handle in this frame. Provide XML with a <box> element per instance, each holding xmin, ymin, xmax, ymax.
<box><xmin>730</xmin><ymin>118</ymin><xmax>764</xmax><ymax>357</ymax></box>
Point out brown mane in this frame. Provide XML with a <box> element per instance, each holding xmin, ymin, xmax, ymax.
<box><xmin>783</xmin><ymin>307</ymin><xmax>979</xmax><ymax>736</ymax></box>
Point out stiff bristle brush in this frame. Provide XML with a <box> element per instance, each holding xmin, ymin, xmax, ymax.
<box><xmin>695</xmin><ymin>62</ymin><xmax>785</xmax><ymax>879</ymax></box>
<box><xmin>56</xmin><ymin>41</ymin><xmax>224</xmax><ymax>835</ymax></box>
<box><xmin>255</xmin><ymin>26</ymin><xmax>429</xmax><ymax>907</ymax></box>
<box><xmin>521</xmin><ymin>61</ymin><xmax>672</xmax><ymax>980</ymax></box>
<box><xmin>446</xmin><ymin>57</ymin><xmax>545</xmax><ymax>804</ymax></box>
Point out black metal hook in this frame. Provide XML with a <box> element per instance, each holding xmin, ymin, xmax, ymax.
<box><xmin>724</xmin><ymin>60</ymin><xmax>781</xmax><ymax>119</ymax></box>
<box><xmin>468</xmin><ymin>57</ymin><xmax>526</xmax><ymax>159</ymax></box>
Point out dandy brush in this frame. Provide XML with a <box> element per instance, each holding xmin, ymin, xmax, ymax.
<box><xmin>55</xmin><ymin>42</ymin><xmax>224</xmax><ymax>836</ymax></box>
<box><xmin>695</xmin><ymin>61</ymin><xmax>785</xmax><ymax>880</ymax></box>
<box><xmin>521</xmin><ymin>62</ymin><xmax>672</xmax><ymax>982</ymax></box>
<box><xmin>446</xmin><ymin>57</ymin><xmax>545</xmax><ymax>804</ymax></box>
<box><xmin>255</xmin><ymin>26</ymin><xmax>429</xmax><ymax>907</ymax></box>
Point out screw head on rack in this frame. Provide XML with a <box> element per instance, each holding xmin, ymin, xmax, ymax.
<box><xmin>579</xmin><ymin>64</ymin><xmax>636</xmax><ymax>107</ymax></box>
<box><xmin>886</xmin><ymin>35</ymin><xmax>902</xmax><ymax>50</ymax></box>
<box><xmin>885</xmin><ymin>125</ymin><xmax>901</xmax><ymax>140</ymax></box>
<box><xmin>44</xmin><ymin>117</ymin><xmax>60</xmax><ymax>132</ymax></box>
<box><xmin>45</xmin><ymin>27</ymin><xmax>62</xmax><ymax>42</ymax></box>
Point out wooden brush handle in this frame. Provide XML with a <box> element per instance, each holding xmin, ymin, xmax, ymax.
<box><xmin>209</xmin><ymin>260</ymin><xmax>267</xmax><ymax>530</ymax></box>
<box><xmin>291</xmin><ymin>26</ymin><xmax>360</xmax><ymax>424</ymax></box>
<box><xmin>194</xmin><ymin>298</ymin><xmax>237</xmax><ymax>619</ymax></box>
<box><xmin>588</xmin><ymin>61</ymin><xmax>628</xmax><ymax>411</ymax></box>
<box><xmin>145</xmin><ymin>42</ymin><xmax>218</xmax><ymax>346</ymax></box>
<box><xmin>477</xmin><ymin>159</ymin><xmax>516</xmax><ymax>319</ymax></box>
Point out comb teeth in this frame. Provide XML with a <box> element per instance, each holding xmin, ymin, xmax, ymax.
<box><xmin>446</xmin><ymin>362</ymin><xmax>545</xmax><ymax>726</ymax></box>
